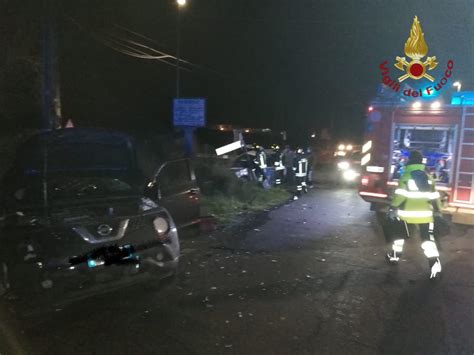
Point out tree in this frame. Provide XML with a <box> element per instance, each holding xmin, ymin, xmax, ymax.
<box><xmin>0</xmin><ymin>0</ymin><xmax>42</xmax><ymax>132</ymax></box>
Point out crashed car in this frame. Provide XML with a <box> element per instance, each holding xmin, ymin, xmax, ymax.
<box><xmin>0</xmin><ymin>129</ymin><xmax>187</xmax><ymax>310</ymax></box>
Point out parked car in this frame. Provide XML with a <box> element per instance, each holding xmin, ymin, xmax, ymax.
<box><xmin>0</xmin><ymin>128</ymin><xmax>200</xmax><ymax>311</ymax></box>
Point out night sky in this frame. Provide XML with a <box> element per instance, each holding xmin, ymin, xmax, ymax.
<box><xmin>57</xmin><ymin>0</ymin><xmax>474</xmax><ymax>142</ymax></box>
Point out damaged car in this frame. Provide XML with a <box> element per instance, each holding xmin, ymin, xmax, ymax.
<box><xmin>0</xmin><ymin>128</ymin><xmax>194</xmax><ymax>311</ymax></box>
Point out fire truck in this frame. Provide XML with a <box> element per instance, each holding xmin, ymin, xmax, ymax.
<box><xmin>358</xmin><ymin>91</ymin><xmax>474</xmax><ymax>225</ymax></box>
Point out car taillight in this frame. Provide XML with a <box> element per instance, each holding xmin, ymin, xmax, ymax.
<box><xmin>361</xmin><ymin>176</ymin><xmax>369</xmax><ymax>186</ymax></box>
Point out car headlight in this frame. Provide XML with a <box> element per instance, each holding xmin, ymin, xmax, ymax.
<box><xmin>153</xmin><ymin>216</ymin><xmax>170</xmax><ymax>237</ymax></box>
<box><xmin>343</xmin><ymin>169</ymin><xmax>360</xmax><ymax>181</ymax></box>
<box><xmin>338</xmin><ymin>144</ymin><xmax>345</xmax><ymax>151</ymax></box>
<box><xmin>337</xmin><ymin>161</ymin><xmax>350</xmax><ymax>170</ymax></box>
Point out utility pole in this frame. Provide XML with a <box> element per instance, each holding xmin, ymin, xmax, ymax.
<box><xmin>41</xmin><ymin>0</ymin><xmax>62</xmax><ymax>130</ymax></box>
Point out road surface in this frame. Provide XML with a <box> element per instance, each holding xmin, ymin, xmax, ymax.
<box><xmin>2</xmin><ymin>180</ymin><xmax>473</xmax><ymax>354</ymax></box>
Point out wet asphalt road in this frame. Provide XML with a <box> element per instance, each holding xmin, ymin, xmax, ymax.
<box><xmin>2</xmin><ymin>180</ymin><xmax>473</xmax><ymax>354</ymax></box>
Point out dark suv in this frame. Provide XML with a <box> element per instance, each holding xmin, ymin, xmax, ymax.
<box><xmin>0</xmin><ymin>128</ymin><xmax>200</xmax><ymax>311</ymax></box>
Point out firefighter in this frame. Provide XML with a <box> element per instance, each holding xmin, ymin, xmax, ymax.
<box><xmin>294</xmin><ymin>147</ymin><xmax>309</xmax><ymax>198</ymax></box>
<box><xmin>254</xmin><ymin>146</ymin><xmax>268</xmax><ymax>185</ymax></box>
<box><xmin>386</xmin><ymin>150</ymin><xmax>443</xmax><ymax>280</ymax></box>
<box><xmin>271</xmin><ymin>145</ymin><xmax>284</xmax><ymax>186</ymax></box>
<box><xmin>256</xmin><ymin>146</ymin><xmax>267</xmax><ymax>170</ymax></box>
<box><xmin>281</xmin><ymin>145</ymin><xmax>295</xmax><ymax>184</ymax></box>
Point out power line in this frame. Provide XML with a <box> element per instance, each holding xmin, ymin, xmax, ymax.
<box><xmin>65</xmin><ymin>15</ymin><xmax>188</xmax><ymax>70</ymax></box>
<box><xmin>112</xmin><ymin>23</ymin><xmax>226</xmax><ymax>78</ymax></box>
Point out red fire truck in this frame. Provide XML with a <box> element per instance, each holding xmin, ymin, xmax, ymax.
<box><xmin>358</xmin><ymin>92</ymin><xmax>474</xmax><ymax>225</ymax></box>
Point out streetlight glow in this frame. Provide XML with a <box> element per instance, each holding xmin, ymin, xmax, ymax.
<box><xmin>177</xmin><ymin>0</ymin><xmax>186</xmax><ymax>6</ymax></box>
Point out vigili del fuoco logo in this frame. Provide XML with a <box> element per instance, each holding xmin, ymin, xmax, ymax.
<box><xmin>379</xmin><ymin>16</ymin><xmax>454</xmax><ymax>98</ymax></box>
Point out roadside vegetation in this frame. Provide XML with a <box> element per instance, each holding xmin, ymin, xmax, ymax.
<box><xmin>195</xmin><ymin>157</ymin><xmax>291</xmax><ymax>224</ymax></box>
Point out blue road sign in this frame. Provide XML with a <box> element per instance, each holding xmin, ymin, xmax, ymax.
<box><xmin>173</xmin><ymin>98</ymin><xmax>206</xmax><ymax>127</ymax></box>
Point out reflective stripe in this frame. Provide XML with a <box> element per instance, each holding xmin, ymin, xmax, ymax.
<box><xmin>397</xmin><ymin>210</ymin><xmax>433</xmax><ymax>218</ymax></box>
<box><xmin>407</xmin><ymin>179</ymin><xmax>419</xmax><ymax>191</ymax></box>
<box><xmin>297</xmin><ymin>159</ymin><xmax>308</xmax><ymax>176</ymax></box>
<box><xmin>392</xmin><ymin>239</ymin><xmax>405</xmax><ymax>253</ymax></box>
<box><xmin>394</xmin><ymin>239</ymin><xmax>405</xmax><ymax>246</ymax></box>
<box><xmin>394</xmin><ymin>189</ymin><xmax>440</xmax><ymax>199</ymax></box>
<box><xmin>430</xmin><ymin>259</ymin><xmax>442</xmax><ymax>279</ymax></box>
<box><xmin>362</xmin><ymin>140</ymin><xmax>372</xmax><ymax>154</ymax></box>
<box><xmin>421</xmin><ymin>241</ymin><xmax>439</xmax><ymax>258</ymax></box>
<box><xmin>361</xmin><ymin>153</ymin><xmax>371</xmax><ymax>166</ymax></box>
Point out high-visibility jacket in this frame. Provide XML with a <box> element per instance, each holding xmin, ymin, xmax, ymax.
<box><xmin>390</xmin><ymin>164</ymin><xmax>443</xmax><ymax>224</ymax></box>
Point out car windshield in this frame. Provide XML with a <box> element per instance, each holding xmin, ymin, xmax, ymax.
<box><xmin>13</xmin><ymin>176</ymin><xmax>136</xmax><ymax>204</ymax></box>
<box><xmin>18</xmin><ymin>142</ymin><xmax>133</xmax><ymax>174</ymax></box>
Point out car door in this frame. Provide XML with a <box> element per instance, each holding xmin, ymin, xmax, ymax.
<box><xmin>154</xmin><ymin>159</ymin><xmax>200</xmax><ymax>228</ymax></box>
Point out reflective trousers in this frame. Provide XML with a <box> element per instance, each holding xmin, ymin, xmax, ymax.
<box><xmin>391</xmin><ymin>222</ymin><xmax>440</xmax><ymax>259</ymax></box>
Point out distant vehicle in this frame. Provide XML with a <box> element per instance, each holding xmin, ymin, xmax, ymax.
<box><xmin>336</xmin><ymin>150</ymin><xmax>362</xmax><ymax>185</ymax></box>
<box><xmin>0</xmin><ymin>128</ymin><xmax>200</xmax><ymax>310</ymax></box>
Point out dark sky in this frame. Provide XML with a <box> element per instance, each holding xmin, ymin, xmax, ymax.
<box><xmin>58</xmin><ymin>0</ymin><xmax>474</xmax><ymax>142</ymax></box>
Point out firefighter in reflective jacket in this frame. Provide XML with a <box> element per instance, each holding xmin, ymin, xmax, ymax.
<box><xmin>294</xmin><ymin>148</ymin><xmax>308</xmax><ymax>198</ymax></box>
<box><xmin>255</xmin><ymin>146</ymin><xmax>267</xmax><ymax>183</ymax></box>
<box><xmin>387</xmin><ymin>151</ymin><xmax>443</xmax><ymax>279</ymax></box>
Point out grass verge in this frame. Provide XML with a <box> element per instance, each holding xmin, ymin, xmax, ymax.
<box><xmin>201</xmin><ymin>186</ymin><xmax>291</xmax><ymax>225</ymax></box>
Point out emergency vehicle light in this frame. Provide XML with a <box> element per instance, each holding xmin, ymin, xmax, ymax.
<box><xmin>361</xmin><ymin>153</ymin><xmax>371</xmax><ymax>166</ymax></box>
<box><xmin>362</xmin><ymin>140</ymin><xmax>372</xmax><ymax>154</ymax></box>
<box><xmin>359</xmin><ymin>191</ymin><xmax>388</xmax><ymax>198</ymax></box>
<box><xmin>412</xmin><ymin>101</ymin><xmax>422</xmax><ymax>109</ymax></box>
